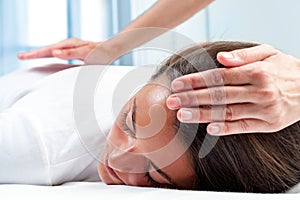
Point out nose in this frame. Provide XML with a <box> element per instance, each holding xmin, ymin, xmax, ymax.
<box><xmin>109</xmin><ymin>148</ymin><xmax>147</xmax><ymax>173</ymax></box>
<box><xmin>109</xmin><ymin>149</ymin><xmax>150</xmax><ymax>186</ymax></box>
<box><xmin>106</xmin><ymin>118</ymin><xmax>151</xmax><ymax>185</ymax></box>
<box><xmin>108</xmin><ymin>123</ymin><xmax>136</xmax><ymax>151</ymax></box>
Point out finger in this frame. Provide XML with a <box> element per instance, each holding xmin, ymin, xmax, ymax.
<box><xmin>167</xmin><ymin>85</ymin><xmax>257</xmax><ymax>109</ymax></box>
<box><xmin>52</xmin><ymin>46</ymin><xmax>91</xmax><ymax>60</ymax></box>
<box><xmin>207</xmin><ymin>119</ymin><xmax>270</xmax><ymax>135</ymax></box>
<box><xmin>217</xmin><ymin>44</ymin><xmax>279</xmax><ymax>67</ymax></box>
<box><xmin>18</xmin><ymin>38</ymin><xmax>86</xmax><ymax>60</ymax></box>
<box><xmin>18</xmin><ymin>48</ymin><xmax>54</xmax><ymax>59</ymax></box>
<box><xmin>34</xmin><ymin>38</ymin><xmax>85</xmax><ymax>52</ymax></box>
<box><xmin>176</xmin><ymin>103</ymin><xmax>262</xmax><ymax>123</ymax></box>
<box><xmin>171</xmin><ymin>67</ymin><xmax>253</xmax><ymax>92</ymax></box>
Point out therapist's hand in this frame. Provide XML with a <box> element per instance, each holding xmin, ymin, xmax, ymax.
<box><xmin>166</xmin><ymin>44</ymin><xmax>300</xmax><ymax>135</ymax></box>
<box><xmin>18</xmin><ymin>38</ymin><xmax>101</xmax><ymax>62</ymax></box>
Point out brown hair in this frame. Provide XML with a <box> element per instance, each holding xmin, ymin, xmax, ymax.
<box><xmin>151</xmin><ymin>41</ymin><xmax>300</xmax><ymax>193</ymax></box>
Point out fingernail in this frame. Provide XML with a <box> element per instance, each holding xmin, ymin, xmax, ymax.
<box><xmin>208</xmin><ymin>124</ymin><xmax>220</xmax><ymax>135</ymax></box>
<box><xmin>221</xmin><ymin>52</ymin><xmax>234</xmax><ymax>59</ymax></box>
<box><xmin>180</xmin><ymin>109</ymin><xmax>193</xmax><ymax>121</ymax></box>
<box><xmin>172</xmin><ymin>80</ymin><xmax>184</xmax><ymax>91</ymax></box>
<box><xmin>167</xmin><ymin>96</ymin><xmax>181</xmax><ymax>109</ymax></box>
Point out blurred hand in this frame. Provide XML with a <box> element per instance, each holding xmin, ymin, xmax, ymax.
<box><xmin>166</xmin><ymin>44</ymin><xmax>300</xmax><ymax>136</ymax></box>
<box><xmin>18</xmin><ymin>38</ymin><xmax>100</xmax><ymax>62</ymax></box>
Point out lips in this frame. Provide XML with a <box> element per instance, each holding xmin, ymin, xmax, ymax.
<box><xmin>105</xmin><ymin>155</ymin><xmax>123</xmax><ymax>183</ymax></box>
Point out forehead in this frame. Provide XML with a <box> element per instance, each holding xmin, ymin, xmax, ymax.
<box><xmin>136</xmin><ymin>81</ymin><xmax>170</xmax><ymax>104</ymax></box>
<box><xmin>134</xmin><ymin>82</ymin><xmax>174</xmax><ymax>141</ymax></box>
<box><xmin>133</xmin><ymin>83</ymin><xmax>196</xmax><ymax>187</ymax></box>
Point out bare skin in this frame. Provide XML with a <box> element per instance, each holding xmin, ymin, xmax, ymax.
<box><xmin>167</xmin><ymin>44</ymin><xmax>300</xmax><ymax>135</ymax></box>
<box><xmin>98</xmin><ymin>82</ymin><xmax>195</xmax><ymax>189</ymax></box>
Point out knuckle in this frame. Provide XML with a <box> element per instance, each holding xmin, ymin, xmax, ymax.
<box><xmin>63</xmin><ymin>50</ymin><xmax>72</xmax><ymax>57</ymax></box>
<box><xmin>250</xmin><ymin>67</ymin><xmax>266</xmax><ymax>80</ymax></box>
<box><xmin>210</xmin><ymin>87</ymin><xmax>226</xmax><ymax>104</ymax></box>
<box><xmin>250</xmin><ymin>67</ymin><xmax>272</xmax><ymax>84</ymax></box>
<box><xmin>259</xmin><ymin>88</ymin><xmax>275</xmax><ymax>100</ymax></box>
<box><xmin>256</xmin><ymin>86</ymin><xmax>278</xmax><ymax>102</ymax></box>
<box><xmin>186</xmin><ymin>73</ymin><xmax>201</xmax><ymax>88</ymax></box>
<box><xmin>222</xmin><ymin>123</ymin><xmax>230</xmax><ymax>134</ymax></box>
<box><xmin>239</xmin><ymin>119</ymin><xmax>250</xmax><ymax>132</ymax></box>
<box><xmin>195</xmin><ymin>109</ymin><xmax>203</xmax><ymax>121</ymax></box>
<box><xmin>209</xmin><ymin>69</ymin><xmax>224</xmax><ymax>86</ymax></box>
<box><xmin>178</xmin><ymin>92</ymin><xmax>193</xmax><ymax>106</ymax></box>
<box><xmin>224</xmin><ymin>106</ymin><xmax>233</xmax><ymax>121</ymax></box>
<box><xmin>193</xmin><ymin>91</ymin><xmax>203</xmax><ymax>105</ymax></box>
<box><xmin>216</xmin><ymin>70</ymin><xmax>226</xmax><ymax>85</ymax></box>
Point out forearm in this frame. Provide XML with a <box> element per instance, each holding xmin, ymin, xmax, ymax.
<box><xmin>122</xmin><ymin>0</ymin><xmax>213</xmax><ymax>32</ymax></box>
<box><xmin>104</xmin><ymin>0</ymin><xmax>213</xmax><ymax>58</ymax></box>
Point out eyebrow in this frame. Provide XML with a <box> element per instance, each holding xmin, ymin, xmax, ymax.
<box><xmin>150</xmin><ymin>161</ymin><xmax>182</xmax><ymax>189</ymax></box>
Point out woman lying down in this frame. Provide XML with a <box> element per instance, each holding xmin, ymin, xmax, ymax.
<box><xmin>0</xmin><ymin>41</ymin><xmax>299</xmax><ymax>193</ymax></box>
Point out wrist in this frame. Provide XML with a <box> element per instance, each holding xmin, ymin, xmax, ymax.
<box><xmin>84</xmin><ymin>40</ymin><xmax>121</xmax><ymax>65</ymax></box>
<box><xmin>102</xmin><ymin>39</ymin><xmax>124</xmax><ymax>59</ymax></box>
<box><xmin>100</xmin><ymin>40</ymin><xmax>120</xmax><ymax>60</ymax></box>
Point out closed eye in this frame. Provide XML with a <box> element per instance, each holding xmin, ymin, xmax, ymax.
<box><xmin>132</xmin><ymin>97</ymin><xmax>136</xmax><ymax>132</ymax></box>
<box><xmin>119</xmin><ymin>98</ymin><xmax>136</xmax><ymax>138</ymax></box>
<box><xmin>120</xmin><ymin>110</ymin><xmax>136</xmax><ymax>138</ymax></box>
<box><xmin>149</xmin><ymin>161</ymin><xmax>181</xmax><ymax>189</ymax></box>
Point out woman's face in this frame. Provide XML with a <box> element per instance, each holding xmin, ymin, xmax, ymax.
<box><xmin>98</xmin><ymin>80</ymin><xmax>196</xmax><ymax>189</ymax></box>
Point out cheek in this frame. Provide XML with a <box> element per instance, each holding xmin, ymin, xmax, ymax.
<box><xmin>137</xmin><ymin>129</ymin><xmax>176</xmax><ymax>154</ymax></box>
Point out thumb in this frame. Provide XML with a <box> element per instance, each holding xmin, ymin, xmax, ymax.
<box><xmin>217</xmin><ymin>44</ymin><xmax>279</xmax><ymax>67</ymax></box>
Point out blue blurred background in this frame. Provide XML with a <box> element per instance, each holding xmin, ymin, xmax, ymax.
<box><xmin>0</xmin><ymin>0</ymin><xmax>299</xmax><ymax>76</ymax></box>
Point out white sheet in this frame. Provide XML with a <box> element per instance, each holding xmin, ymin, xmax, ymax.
<box><xmin>0</xmin><ymin>64</ymin><xmax>155</xmax><ymax>185</ymax></box>
<box><xmin>0</xmin><ymin>182</ymin><xmax>299</xmax><ymax>200</ymax></box>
